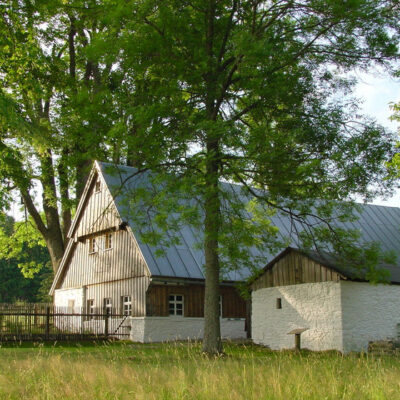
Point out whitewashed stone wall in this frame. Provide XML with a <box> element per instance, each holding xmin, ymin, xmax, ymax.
<box><xmin>54</xmin><ymin>287</ymin><xmax>85</xmax><ymax>332</ymax></box>
<box><xmin>252</xmin><ymin>282</ymin><xmax>343</xmax><ymax>351</ymax></box>
<box><xmin>54</xmin><ymin>287</ymin><xmax>85</xmax><ymax>309</ymax></box>
<box><xmin>341</xmin><ymin>281</ymin><xmax>400</xmax><ymax>352</ymax></box>
<box><xmin>130</xmin><ymin>317</ymin><xmax>246</xmax><ymax>342</ymax></box>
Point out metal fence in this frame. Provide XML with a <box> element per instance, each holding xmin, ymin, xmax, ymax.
<box><xmin>0</xmin><ymin>303</ymin><xmax>131</xmax><ymax>342</ymax></box>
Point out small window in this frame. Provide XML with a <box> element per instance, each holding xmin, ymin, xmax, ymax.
<box><xmin>122</xmin><ymin>295</ymin><xmax>132</xmax><ymax>316</ymax></box>
<box><xmin>87</xmin><ymin>299</ymin><xmax>95</xmax><ymax>319</ymax></box>
<box><xmin>105</xmin><ymin>232</ymin><xmax>112</xmax><ymax>250</ymax></box>
<box><xmin>276</xmin><ymin>298</ymin><xmax>282</xmax><ymax>309</ymax></box>
<box><xmin>169</xmin><ymin>294</ymin><xmax>184</xmax><ymax>316</ymax></box>
<box><xmin>103</xmin><ymin>298</ymin><xmax>112</xmax><ymax>315</ymax></box>
<box><xmin>95</xmin><ymin>180</ymin><xmax>101</xmax><ymax>192</ymax></box>
<box><xmin>219</xmin><ymin>295</ymin><xmax>223</xmax><ymax>318</ymax></box>
<box><xmin>89</xmin><ymin>237</ymin><xmax>97</xmax><ymax>254</ymax></box>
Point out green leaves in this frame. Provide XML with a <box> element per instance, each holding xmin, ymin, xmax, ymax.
<box><xmin>104</xmin><ymin>0</ymin><xmax>399</xmax><ymax>282</ymax></box>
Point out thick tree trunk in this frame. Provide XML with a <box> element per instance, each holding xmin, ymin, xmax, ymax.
<box><xmin>40</xmin><ymin>152</ymin><xmax>65</xmax><ymax>273</ymax></box>
<box><xmin>44</xmin><ymin>234</ymin><xmax>65</xmax><ymax>273</ymax></box>
<box><xmin>21</xmin><ymin>190</ymin><xmax>64</xmax><ymax>273</ymax></box>
<box><xmin>202</xmin><ymin>0</ymin><xmax>222</xmax><ymax>355</ymax></box>
<box><xmin>21</xmin><ymin>187</ymin><xmax>65</xmax><ymax>274</ymax></box>
<box><xmin>202</xmin><ymin>139</ymin><xmax>222</xmax><ymax>355</ymax></box>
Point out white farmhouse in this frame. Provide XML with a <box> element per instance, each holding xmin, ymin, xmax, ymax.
<box><xmin>251</xmin><ymin>247</ymin><xmax>400</xmax><ymax>353</ymax></box>
<box><xmin>50</xmin><ymin>161</ymin><xmax>248</xmax><ymax>342</ymax></box>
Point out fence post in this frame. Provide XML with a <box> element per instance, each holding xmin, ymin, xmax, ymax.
<box><xmin>104</xmin><ymin>308</ymin><xmax>109</xmax><ymax>338</ymax></box>
<box><xmin>45</xmin><ymin>306</ymin><xmax>50</xmax><ymax>340</ymax></box>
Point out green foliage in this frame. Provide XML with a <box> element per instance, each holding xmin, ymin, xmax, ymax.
<box><xmin>0</xmin><ymin>0</ymin><xmax>128</xmax><ymax>270</ymax></box>
<box><xmin>100</xmin><ymin>0</ymin><xmax>399</xmax><ymax>284</ymax></box>
<box><xmin>0</xmin><ymin>215</ymin><xmax>47</xmax><ymax>278</ymax></box>
<box><xmin>0</xmin><ymin>215</ymin><xmax>52</xmax><ymax>302</ymax></box>
<box><xmin>387</xmin><ymin>101</ymin><xmax>400</xmax><ymax>178</ymax></box>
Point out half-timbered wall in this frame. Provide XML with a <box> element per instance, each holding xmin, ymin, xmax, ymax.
<box><xmin>252</xmin><ymin>251</ymin><xmax>341</xmax><ymax>290</ymax></box>
<box><xmin>146</xmin><ymin>284</ymin><xmax>246</xmax><ymax>318</ymax></box>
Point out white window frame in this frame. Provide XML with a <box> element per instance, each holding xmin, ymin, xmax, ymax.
<box><xmin>105</xmin><ymin>232</ymin><xmax>113</xmax><ymax>250</ymax></box>
<box><xmin>168</xmin><ymin>294</ymin><xmax>184</xmax><ymax>316</ymax></box>
<box><xmin>87</xmin><ymin>299</ymin><xmax>95</xmax><ymax>320</ymax></box>
<box><xmin>89</xmin><ymin>237</ymin><xmax>97</xmax><ymax>254</ymax></box>
<box><xmin>122</xmin><ymin>295</ymin><xmax>132</xmax><ymax>316</ymax></box>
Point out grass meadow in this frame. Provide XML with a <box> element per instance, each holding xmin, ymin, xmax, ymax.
<box><xmin>0</xmin><ymin>341</ymin><xmax>399</xmax><ymax>399</ymax></box>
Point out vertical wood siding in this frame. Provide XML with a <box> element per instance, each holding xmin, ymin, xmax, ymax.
<box><xmin>252</xmin><ymin>251</ymin><xmax>341</xmax><ymax>290</ymax></box>
<box><xmin>59</xmin><ymin>229</ymin><xmax>150</xmax><ymax>288</ymax></box>
<box><xmin>75</xmin><ymin>175</ymin><xmax>121</xmax><ymax>238</ymax></box>
<box><xmin>146</xmin><ymin>284</ymin><xmax>246</xmax><ymax>318</ymax></box>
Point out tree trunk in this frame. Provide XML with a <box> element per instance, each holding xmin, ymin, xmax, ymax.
<box><xmin>44</xmin><ymin>233</ymin><xmax>65</xmax><ymax>273</ymax></box>
<box><xmin>202</xmin><ymin>139</ymin><xmax>222</xmax><ymax>355</ymax></box>
<box><xmin>21</xmin><ymin>189</ymin><xmax>65</xmax><ymax>274</ymax></box>
<box><xmin>202</xmin><ymin>0</ymin><xmax>222</xmax><ymax>355</ymax></box>
<box><xmin>40</xmin><ymin>152</ymin><xmax>65</xmax><ymax>273</ymax></box>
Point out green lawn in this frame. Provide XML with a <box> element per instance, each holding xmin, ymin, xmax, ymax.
<box><xmin>0</xmin><ymin>341</ymin><xmax>399</xmax><ymax>399</ymax></box>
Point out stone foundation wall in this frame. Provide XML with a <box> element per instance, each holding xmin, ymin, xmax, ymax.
<box><xmin>130</xmin><ymin>317</ymin><xmax>246</xmax><ymax>342</ymax></box>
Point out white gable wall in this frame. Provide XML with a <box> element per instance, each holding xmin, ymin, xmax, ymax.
<box><xmin>252</xmin><ymin>282</ymin><xmax>344</xmax><ymax>351</ymax></box>
<box><xmin>341</xmin><ymin>281</ymin><xmax>400</xmax><ymax>352</ymax></box>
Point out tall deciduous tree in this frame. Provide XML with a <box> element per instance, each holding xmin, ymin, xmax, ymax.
<box><xmin>104</xmin><ymin>0</ymin><xmax>399</xmax><ymax>354</ymax></box>
<box><xmin>0</xmin><ymin>1</ymin><xmax>123</xmax><ymax>272</ymax></box>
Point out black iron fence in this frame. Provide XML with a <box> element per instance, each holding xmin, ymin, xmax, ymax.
<box><xmin>0</xmin><ymin>303</ymin><xmax>131</xmax><ymax>342</ymax></box>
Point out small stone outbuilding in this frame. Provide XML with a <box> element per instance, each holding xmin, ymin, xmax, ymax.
<box><xmin>251</xmin><ymin>247</ymin><xmax>400</xmax><ymax>353</ymax></box>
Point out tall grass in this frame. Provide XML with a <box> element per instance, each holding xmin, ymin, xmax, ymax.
<box><xmin>0</xmin><ymin>342</ymin><xmax>399</xmax><ymax>399</ymax></box>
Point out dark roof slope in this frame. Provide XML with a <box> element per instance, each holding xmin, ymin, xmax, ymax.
<box><xmin>98</xmin><ymin>161</ymin><xmax>400</xmax><ymax>282</ymax></box>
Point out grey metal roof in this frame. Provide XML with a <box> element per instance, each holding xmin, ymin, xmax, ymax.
<box><xmin>98</xmin><ymin>162</ymin><xmax>400</xmax><ymax>282</ymax></box>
